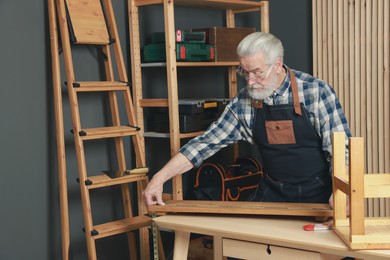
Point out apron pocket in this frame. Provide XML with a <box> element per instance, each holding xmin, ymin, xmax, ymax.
<box><xmin>265</xmin><ymin>120</ymin><xmax>296</xmax><ymax>144</ymax></box>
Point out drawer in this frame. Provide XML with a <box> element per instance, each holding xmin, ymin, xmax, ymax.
<box><xmin>223</xmin><ymin>238</ymin><xmax>321</xmax><ymax>259</ymax></box>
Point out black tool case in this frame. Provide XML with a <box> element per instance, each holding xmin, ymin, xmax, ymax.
<box><xmin>149</xmin><ymin>99</ymin><xmax>229</xmax><ymax>133</ymax></box>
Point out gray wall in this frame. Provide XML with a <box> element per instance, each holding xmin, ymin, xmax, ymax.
<box><xmin>0</xmin><ymin>0</ymin><xmax>311</xmax><ymax>259</ymax></box>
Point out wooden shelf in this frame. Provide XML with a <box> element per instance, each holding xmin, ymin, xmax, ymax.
<box><xmin>135</xmin><ymin>0</ymin><xmax>264</xmax><ymax>10</ymax></box>
<box><xmin>129</xmin><ymin>0</ymin><xmax>269</xmax><ymax>202</ymax></box>
<box><xmin>140</xmin><ymin>98</ymin><xmax>168</xmax><ymax>107</ymax></box>
<box><xmin>141</xmin><ymin>61</ymin><xmax>239</xmax><ymax>67</ymax></box>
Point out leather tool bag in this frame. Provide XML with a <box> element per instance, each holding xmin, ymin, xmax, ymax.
<box><xmin>193</xmin><ymin>156</ymin><xmax>263</xmax><ymax>201</ymax></box>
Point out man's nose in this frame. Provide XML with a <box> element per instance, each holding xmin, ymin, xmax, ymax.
<box><xmin>247</xmin><ymin>74</ymin><xmax>257</xmax><ymax>85</ymax></box>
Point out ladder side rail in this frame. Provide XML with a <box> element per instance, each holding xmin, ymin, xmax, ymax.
<box><xmin>103</xmin><ymin>1</ymin><xmax>150</xmax><ymax>258</ymax></box>
<box><xmin>103</xmin><ymin>0</ymin><xmax>128</xmax><ymax>82</ymax></box>
<box><xmin>127</xmin><ymin>1</ymin><xmax>154</xmax><ymax>259</ymax></box>
<box><xmin>55</xmin><ymin>0</ymin><xmax>97</xmax><ymax>258</ymax></box>
<box><xmin>49</xmin><ymin>0</ymin><xmax>70</xmax><ymax>259</ymax></box>
<box><xmin>102</xmin><ymin>44</ymin><xmax>139</xmax><ymax>260</ymax></box>
<box><xmin>104</xmin><ymin>0</ymin><xmax>147</xmax><ymax>167</ymax></box>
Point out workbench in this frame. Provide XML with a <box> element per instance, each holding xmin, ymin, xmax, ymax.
<box><xmin>153</xmin><ymin>214</ymin><xmax>390</xmax><ymax>259</ymax></box>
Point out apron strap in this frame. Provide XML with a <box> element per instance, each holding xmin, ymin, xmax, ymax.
<box><xmin>289</xmin><ymin>69</ymin><xmax>302</xmax><ymax>116</ymax></box>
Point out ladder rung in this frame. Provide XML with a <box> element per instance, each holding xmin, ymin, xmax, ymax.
<box><xmin>73</xmin><ymin>81</ymin><xmax>129</xmax><ymax>92</ymax></box>
<box><xmin>85</xmin><ymin>169</ymin><xmax>149</xmax><ymax>189</ymax></box>
<box><xmin>79</xmin><ymin>126</ymin><xmax>139</xmax><ymax>140</ymax></box>
<box><xmin>92</xmin><ymin>215</ymin><xmax>152</xmax><ymax>239</ymax></box>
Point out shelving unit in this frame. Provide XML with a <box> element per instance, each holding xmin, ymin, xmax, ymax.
<box><xmin>129</xmin><ymin>0</ymin><xmax>269</xmax><ymax>200</ymax></box>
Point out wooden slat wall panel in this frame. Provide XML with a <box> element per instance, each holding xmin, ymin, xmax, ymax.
<box><xmin>313</xmin><ymin>0</ymin><xmax>390</xmax><ymax>217</ymax></box>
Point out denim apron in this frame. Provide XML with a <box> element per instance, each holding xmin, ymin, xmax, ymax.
<box><xmin>249</xmin><ymin>69</ymin><xmax>331</xmax><ymax>203</ymax></box>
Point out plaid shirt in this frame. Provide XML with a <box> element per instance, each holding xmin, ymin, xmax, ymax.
<box><xmin>180</xmin><ymin>67</ymin><xmax>352</xmax><ymax>168</ymax></box>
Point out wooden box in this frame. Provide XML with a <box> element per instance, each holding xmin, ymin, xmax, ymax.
<box><xmin>192</xmin><ymin>27</ymin><xmax>255</xmax><ymax>61</ymax></box>
<box><xmin>332</xmin><ymin>132</ymin><xmax>390</xmax><ymax>249</ymax></box>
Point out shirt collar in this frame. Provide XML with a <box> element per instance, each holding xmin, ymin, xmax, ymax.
<box><xmin>274</xmin><ymin>64</ymin><xmax>290</xmax><ymax>97</ymax></box>
<box><xmin>262</xmin><ymin>64</ymin><xmax>290</xmax><ymax>103</ymax></box>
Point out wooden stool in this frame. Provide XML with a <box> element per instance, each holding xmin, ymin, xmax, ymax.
<box><xmin>332</xmin><ymin>132</ymin><xmax>390</xmax><ymax>249</ymax></box>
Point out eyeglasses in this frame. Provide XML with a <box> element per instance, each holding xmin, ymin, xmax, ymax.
<box><xmin>236</xmin><ymin>64</ymin><xmax>274</xmax><ymax>81</ymax></box>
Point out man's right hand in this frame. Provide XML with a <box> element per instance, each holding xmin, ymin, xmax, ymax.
<box><xmin>142</xmin><ymin>152</ymin><xmax>194</xmax><ymax>206</ymax></box>
<box><xmin>143</xmin><ymin>176</ymin><xmax>165</xmax><ymax>206</ymax></box>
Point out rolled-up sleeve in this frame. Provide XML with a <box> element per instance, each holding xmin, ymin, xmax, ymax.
<box><xmin>180</xmin><ymin>92</ymin><xmax>254</xmax><ymax>167</ymax></box>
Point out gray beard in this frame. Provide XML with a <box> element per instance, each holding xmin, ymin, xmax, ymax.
<box><xmin>247</xmin><ymin>86</ymin><xmax>274</xmax><ymax>100</ymax></box>
<box><xmin>247</xmin><ymin>74</ymin><xmax>279</xmax><ymax>100</ymax></box>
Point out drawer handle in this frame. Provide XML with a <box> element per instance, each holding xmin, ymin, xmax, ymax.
<box><xmin>267</xmin><ymin>244</ymin><xmax>272</xmax><ymax>255</ymax></box>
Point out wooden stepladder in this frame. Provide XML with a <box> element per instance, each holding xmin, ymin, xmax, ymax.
<box><xmin>48</xmin><ymin>0</ymin><xmax>152</xmax><ymax>259</ymax></box>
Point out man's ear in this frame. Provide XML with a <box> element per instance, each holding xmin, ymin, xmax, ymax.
<box><xmin>275</xmin><ymin>58</ymin><xmax>283</xmax><ymax>73</ymax></box>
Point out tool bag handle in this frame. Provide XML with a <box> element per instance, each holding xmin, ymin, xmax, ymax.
<box><xmin>193</xmin><ymin>156</ymin><xmax>262</xmax><ymax>201</ymax></box>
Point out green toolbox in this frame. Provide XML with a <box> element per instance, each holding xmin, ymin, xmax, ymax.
<box><xmin>176</xmin><ymin>43</ymin><xmax>214</xmax><ymax>61</ymax></box>
<box><xmin>143</xmin><ymin>42</ymin><xmax>214</xmax><ymax>62</ymax></box>
<box><xmin>150</xmin><ymin>30</ymin><xmax>206</xmax><ymax>43</ymax></box>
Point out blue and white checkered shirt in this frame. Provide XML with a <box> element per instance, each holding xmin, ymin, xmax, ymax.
<box><xmin>180</xmin><ymin>67</ymin><xmax>352</xmax><ymax>168</ymax></box>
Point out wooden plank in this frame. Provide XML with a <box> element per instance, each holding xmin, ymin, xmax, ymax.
<box><xmin>135</xmin><ymin>0</ymin><xmax>265</xmax><ymax>9</ymax></box>
<box><xmin>163</xmin><ymin>0</ymin><xmax>183</xmax><ymax>200</ymax></box>
<box><xmin>332</xmin><ymin>0</ymin><xmax>338</xmax><ymax>91</ymax></box>
<box><xmin>177</xmin><ymin>61</ymin><xmax>239</xmax><ymax>66</ymax></box>
<box><xmin>260</xmin><ymin>1</ymin><xmax>270</xmax><ymax>33</ymax></box>
<box><xmin>354</xmin><ymin>0</ymin><xmax>361</xmax><ymax>137</ymax></box>
<box><xmin>377</xmin><ymin>17</ymin><xmax>386</xmax><ymax>217</ymax></box>
<box><xmin>317</xmin><ymin>0</ymin><xmax>323</xmax><ymax>78</ymax></box>
<box><xmin>140</xmin><ymin>98</ymin><xmax>168</xmax><ymax>107</ymax></box>
<box><xmin>312</xmin><ymin>0</ymin><xmax>318</xmax><ymax>77</ymax></box>
<box><xmin>349</xmin><ymin>137</ymin><xmax>365</xmax><ymax>236</ymax></box>
<box><xmin>333</xmin><ymin>177</ymin><xmax>350</xmax><ymax>195</ymax></box>
<box><xmin>384</xmin><ymin>0</ymin><xmax>390</xmax><ymax>217</ymax></box>
<box><xmin>366</xmin><ymin>0</ymin><xmax>374</xmax><ymax>217</ymax></box>
<box><xmin>372</xmin><ymin>0</ymin><xmax>380</xmax><ymax>217</ymax></box>
<box><xmin>327</xmin><ymin>0</ymin><xmax>333</xmax><ymax>86</ymax></box>
<box><xmin>129</xmin><ymin>0</ymin><xmax>147</xmax><ymax>162</ymax></box>
<box><xmin>365</xmin><ymin>174</ymin><xmax>390</xmax><ymax>185</ymax></box>
<box><xmin>93</xmin><ymin>215</ymin><xmax>152</xmax><ymax>239</ymax></box>
<box><xmin>148</xmin><ymin>200</ymin><xmax>333</xmax><ymax>217</ymax></box>
<box><xmin>337</xmin><ymin>0</ymin><xmax>344</xmax><ymax>102</ymax></box>
<box><xmin>343</xmin><ymin>0</ymin><xmax>350</xmax><ymax>125</ymax></box>
<box><xmin>332</xmin><ymin>132</ymin><xmax>348</xmax><ymax>223</ymax></box>
<box><xmin>348</xmin><ymin>0</ymin><xmax>355</xmax><ymax>134</ymax></box>
<box><xmin>322</xmin><ymin>0</ymin><xmax>328</xmax><ymax>80</ymax></box>
<box><xmin>385</xmin><ymin>0</ymin><xmax>390</xmax><ymax>175</ymax></box>
<box><xmin>365</xmin><ymin>218</ymin><xmax>390</xmax><ymax>225</ymax></box>
<box><xmin>360</xmin><ymin>0</ymin><xmax>367</xmax><ymax>180</ymax></box>
<box><xmin>65</xmin><ymin>0</ymin><xmax>109</xmax><ymax>44</ymax></box>
<box><xmin>365</xmin><ymin>185</ymin><xmax>390</xmax><ymax>198</ymax></box>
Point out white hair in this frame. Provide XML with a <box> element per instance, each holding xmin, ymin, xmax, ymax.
<box><xmin>237</xmin><ymin>32</ymin><xmax>284</xmax><ymax>65</ymax></box>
